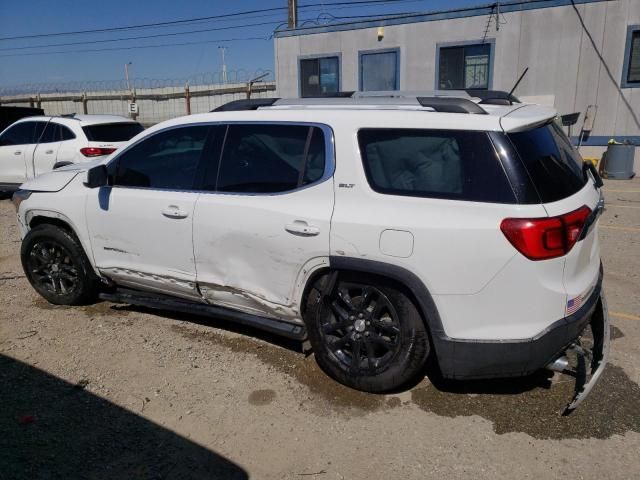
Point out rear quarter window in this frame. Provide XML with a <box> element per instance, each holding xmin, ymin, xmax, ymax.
<box><xmin>82</xmin><ymin>122</ymin><xmax>144</xmax><ymax>142</ymax></box>
<box><xmin>507</xmin><ymin>122</ymin><xmax>587</xmax><ymax>203</ymax></box>
<box><xmin>357</xmin><ymin>128</ymin><xmax>516</xmax><ymax>203</ymax></box>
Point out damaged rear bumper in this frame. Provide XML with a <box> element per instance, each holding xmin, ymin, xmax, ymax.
<box><xmin>549</xmin><ymin>292</ymin><xmax>609</xmax><ymax>414</ymax></box>
<box><xmin>435</xmin><ymin>267</ymin><xmax>605</xmax><ymax>382</ymax></box>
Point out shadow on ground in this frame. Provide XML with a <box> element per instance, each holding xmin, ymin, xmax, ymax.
<box><xmin>32</xmin><ymin>299</ymin><xmax>640</xmax><ymax>440</ymax></box>
<box><xmin>0</xmin><ymin>354</ymin><xmax>248</xmax><ymax>480</ymax></box>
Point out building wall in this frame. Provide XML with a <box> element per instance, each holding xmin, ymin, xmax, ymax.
<box><xmin>274</xmin><ymin>0</ymin><xmax>640</xmax><ymax>146</ymax></box>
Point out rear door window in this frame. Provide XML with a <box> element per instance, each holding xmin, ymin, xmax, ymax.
<box><xmin>508</xmin><ymin>122</ymin><xmax>586</xmax><ymax>203</ymax></box>
<box><xmin>358</xmin><ymin>128</ymin><xmax>515</xmax><ymax>203</ymax></box>
<box><xmin>39</xmin><ymin>123</ymin><xmax>75</xmax><ymax>143</ymax></box>
<box><xmin>83</xmin><ymin>122</ymin><xmax>144</xmax><ymax>142</ymax></box>
<box><xmin>212</xmin><ymin>124</ymin><xmax>326</xmax><ymax>193</ymax></box>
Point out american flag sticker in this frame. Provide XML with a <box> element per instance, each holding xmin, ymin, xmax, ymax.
<box><xmin>566</xmin><ymin>296</ymin><xmax>583</xmax><ymax>315</ymax></box>
<box><xmin>566</xmin><ymin>282</ymin><xmax>595</xmax><ymax>316</ymax></box>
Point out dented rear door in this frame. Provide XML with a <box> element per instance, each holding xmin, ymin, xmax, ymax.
<box><xmin>192</xmin><ymin>122</ymin><xmax>334</xmax><ymax>320</ymax></box>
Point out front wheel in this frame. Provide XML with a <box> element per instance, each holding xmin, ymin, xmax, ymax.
<box><xmin>305</xmin><ymin>275</ymin><xmax>430</xmax><ymax>393</ymax></box>
<box><xmin>21</xmin><ymin>224</ymin><xmax>100</xmax><ymax>305</ymax></box>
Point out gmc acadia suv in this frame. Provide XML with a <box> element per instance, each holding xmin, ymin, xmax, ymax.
<box><xmin>12</xmin><ymin>92</ymin><xmax>609</xmax><ymax>412</ymax></box>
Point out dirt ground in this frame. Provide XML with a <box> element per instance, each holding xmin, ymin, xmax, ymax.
<box><xmin>1</xmin><ymin>178</ymin><xmax>639</xmax><ymax>480</ymax></box>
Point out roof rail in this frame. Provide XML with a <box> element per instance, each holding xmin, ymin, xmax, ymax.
<box><xmin>305</xmin><ymin>91</ymin><xmax>355</xmax><ymax>98</ymax></box>
<box><xmin>212</xmin><ymin>98</ymin><xmax>279</xmax><ymax>112</ymax></box>
<box><xmin>213</xmin><ymin>92</ymin><xmax>494</xmax><ymax>114</ymax></box>
<box><xmin>465</xmin><ymin>89</ymin><xmax>520</xmax><ymax>105</ymax></box>
<box><xmin>417</xmin><ymin>97</ymin><xmax>487</xmax><ymax>114</ymax></box>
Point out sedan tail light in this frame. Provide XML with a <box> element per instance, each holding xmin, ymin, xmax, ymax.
<box><xmin>80</xmin><ymin>147</ymin><xmax>116</xmax><ymax>157</ymax></box>
<box><xmin>500</xmin><ymin>206</ymin><xmax>592</xmax><ymax>260</ymax></box>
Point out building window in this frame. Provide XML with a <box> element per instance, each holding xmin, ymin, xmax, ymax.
<box><xmin>300</xmin><ymin>56</ymin><xmax>340</xmax><ymax>97</ymax></box>
<box><xmin>622</xmin><ymin>26</ymin><xmax>640</xmax><ymax>88</ymax></box>
<box><xmin>359</xmin><ymin>48</ymin><xmax>399</xmax><ymax>91</ymax></box>
<box><xmin>437</xmin><ymin>42</ymin><xmax>493</xmax><ymax>90</ymax></box>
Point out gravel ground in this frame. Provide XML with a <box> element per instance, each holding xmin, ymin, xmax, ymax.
<box><xmin>1</xmin><ymin>178</ymin><xmax>639</xmax><ymax>479</ymax></box>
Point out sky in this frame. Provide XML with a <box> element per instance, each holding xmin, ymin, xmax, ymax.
<box><xmin>0</xmin><ymin>0</ymin><xmax>481</xmax><ymax>89</ymax></box>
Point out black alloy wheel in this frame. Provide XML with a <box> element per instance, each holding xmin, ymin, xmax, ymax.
<box><xmin>306</xmin><ymin>274</ymin><xmax>430</xmax><ymax>393</ymax></box>
<box><xmin>321</xmin><ymin>283</ymin><xmax>402</xmax><ymax>374</ymax></box>
<box><xmin>21</xmin><ymin>224</ymin><xmax>99</xmax><ymax>305</ymax></box>
<box><xmin>26</xmin><ymin>240</ymin><xmax>80</xmax><ymax>296</ymax></box>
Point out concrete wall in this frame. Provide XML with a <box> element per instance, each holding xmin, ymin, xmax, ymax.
<box><xmin>274</xmin><ymin>0</ymin><xmax>640</xmax><ymax>149</ymax></box>
<box><xmin>1</xmin><ymin>82</ymin><xmax>276</xmax><ymax>127</ymax></box>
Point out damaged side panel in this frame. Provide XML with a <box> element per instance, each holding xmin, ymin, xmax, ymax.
<box><xmin>192</xmin><ymin>181</ymin><xmax>334</xmax><ymax>323</ymax></box>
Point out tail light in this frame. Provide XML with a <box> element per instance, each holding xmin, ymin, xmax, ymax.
<box><xmin>500</xmin><ymin>206</ymin><xmax>591</xmax><ymax>260</ymax></box>
<box><xmin>80</xmin><ymin>147</ymin><xmax>116</xmax><ymax>157</ymax></box>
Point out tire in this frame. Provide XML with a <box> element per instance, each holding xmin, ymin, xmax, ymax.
<box><xmin>305</xmin><ymin>274</ymin><xmax>430</xmax><ymax>393</ymax></box>
<box><xmin>21</xmin><ymin>224</ymin><xmax>100</xmax><ymax>305</ymax></box>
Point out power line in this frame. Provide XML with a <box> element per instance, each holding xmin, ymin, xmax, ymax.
<box><xmin>0</xmin><ymin>0</ymin><xmax>417</xmax><ymax>42</ymax></box>
<box><xmin>0</xmin><ymin>18</ymin><xmax>287</xmax><ymax>52</ymax></box>
<box><xmin>0</xmin><ymin>36</ymin><xmax>269</xmax><ymax>58</ymax></box>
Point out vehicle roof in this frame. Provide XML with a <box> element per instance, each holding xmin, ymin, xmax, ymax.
<box><xmin>146</xmin><ymin>101</ymin><xmax>556</xmax><ymax>135</ymax></box>
<box><xmin>12</xmin><ymin>114</ymin><xmax>137</xmax><ymax>126</ymax></box>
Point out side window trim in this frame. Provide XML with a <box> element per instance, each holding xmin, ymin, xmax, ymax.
<box><xmin>105</xmin><ymin>121</ymin><xmax>336</xmax><ymax>195</ymax></box>
<box><xmin>357</xmin><ymin>127</ymin><xmax>517</xmax><ymax>204</ymax></box>
<box><xmin>200</xmin><ymin>121</ymin><xmax>336</xmax><ymax>196</ymax></box>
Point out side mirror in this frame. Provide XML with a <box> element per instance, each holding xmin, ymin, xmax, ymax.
<box><xmin>84</xmin><ymin>165</ymin><xmax>109</xmax><ymax>188</ymax></box>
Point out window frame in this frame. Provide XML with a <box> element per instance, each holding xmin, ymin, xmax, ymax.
<box><xmin>107</xmin><ymin>124</ymin><xmax>216</xmax><ymax>192</ymax></box>
<box><xmin>435</xmin><ymin>39</ymin><xmax>495</xmax><ymax>90</ymax></box>
<box><xmin>358</xmin><ymin>47</ymin><xmax>400</xmax><ymax>91</ymax></box>
<box><xmin>621</xmin><ymin>25</ymin><xmax>640</xmax><ymax>88</ymax></box>
<box><xmin>298</xmin><ymin>54</ymin><xmax>342</xmax><ymax>98</ymax></box>
<box><xmin>356</xmin><ymin>127</ymin><xmax>517</xmax><ymax>204</ymax></box>
<box><xmin>105</xmin><ymin>121</ymin><xmax>336</xmax><ymax>196</ymax></box>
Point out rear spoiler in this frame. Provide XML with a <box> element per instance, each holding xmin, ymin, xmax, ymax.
<box><xmin>499</xmin><ymin>104</ymin><xmax>558</xmax><ymax>133</ymax></box>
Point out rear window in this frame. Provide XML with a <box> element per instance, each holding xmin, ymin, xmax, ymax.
<box><xmin>508</xmin><ymin>122</ymin><xmax>587</xmax><ymax>203</ymax></box>
<box><xmin>82</xmin><ymin>122</ymin><xmax>144</xmax><ymax>142</ymax></box>
<box><xmin>358</xmin><ymin>129</ymin><xmax>516</xmax><ymax>203</ymax></box>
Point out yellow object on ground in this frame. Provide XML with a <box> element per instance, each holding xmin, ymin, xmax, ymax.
<box><xmin>583</xmin><ymin>157</ymin><xmax>599</xmax><ymax>167</ymax></box>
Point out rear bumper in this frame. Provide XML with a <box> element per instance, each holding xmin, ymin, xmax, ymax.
<box><xmin>436</xmin><ymin>265</ymin><xmax>604</xmax><ymax>379</ymax></box>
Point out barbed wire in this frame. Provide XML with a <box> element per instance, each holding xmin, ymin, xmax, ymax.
<box><xmin>0</xmin><ymin>68</ymin><xmax>274</xmax><ymax>97</ymax></box>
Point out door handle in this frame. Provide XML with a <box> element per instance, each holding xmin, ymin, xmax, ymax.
<box><xmin>161</xmin><ymin>205</ymin><xmax>189</xmax><ymax>219</ymax></box>
<box><xmin>45</xmin><ymin>150</ymin><xmax>54</xmax><ymax>154</ymax></box>
<box><xmin>285</xmin><ymin>220</ymin><xmax>320</xmax><ymax>236</ymax></box>
<box><xmin>14</xmin><ymin>151</ymin><xmax>22</xmax><ymax>155</ymax></box>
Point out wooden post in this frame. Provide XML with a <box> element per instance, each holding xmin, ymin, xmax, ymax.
<box><xmin>36</xmin><ymin>94</ymin><xmax>42</xmax><ymax>110</ymax></box>
<box><xmin>81</xmin><ymin>92</ymin><xmax>88</xmax><ymax>114</ymax></box>
<box><xmin>130</xmin><ymin>89</ymin><xmax>138</xmax><ymax>121</ymax></box>
<box><xmin>185</xmin><ymin>83</ymin><xmax>191</xmax><ymax>115</ymax></box>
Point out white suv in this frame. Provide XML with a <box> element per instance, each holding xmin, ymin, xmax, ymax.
<box><xmin>12</xmin><ymin>92</ymin><xmax>609</xmax><ymax>412</ymax></box>
<box><xmin>0</xmin><ymin>114</ymin><xmax>143</xmax><ymax>193</ymax></box>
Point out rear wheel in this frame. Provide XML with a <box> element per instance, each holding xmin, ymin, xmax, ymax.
<box><xmin>21</xmin><ymin>224</ymin><xmax>100</xmax><ymax>305</ymax></box>
<box><xmin>305</xmin><ymin>275</ymin><xmax>430</xmax><ymax>392</ymax></box>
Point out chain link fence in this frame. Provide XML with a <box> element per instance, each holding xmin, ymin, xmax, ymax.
<box><xmin>0</xmin><ymin>69</ymin><xmax>275</xmax><ymax>126</ymax></box>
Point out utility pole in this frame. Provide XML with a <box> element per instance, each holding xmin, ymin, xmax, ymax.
<box><xmin>288</xmin><ymin>0</ymin><xmax>298</xmax><ymax>29</ymax></box>
<box><xmin>218</xmin><ymin>46</ymin><xmax>228</xmax><ymax>84</ymax></box>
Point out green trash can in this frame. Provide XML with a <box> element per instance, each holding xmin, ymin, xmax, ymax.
<box><xmin>604</xmin><ymin>142</ymin><xmax>636</xmax><ymax>180</ymax></box>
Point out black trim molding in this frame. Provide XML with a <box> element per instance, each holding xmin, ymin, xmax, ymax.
<box><xmin>330</xmin><ymin>256</ymin><xmax>603</xmax><ymax>379</ymax></box>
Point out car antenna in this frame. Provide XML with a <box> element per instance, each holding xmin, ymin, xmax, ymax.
<box><xmin>507</xmin><ymin>67</ymin><xmax>529</xmax><ymax>104</ymax></box>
